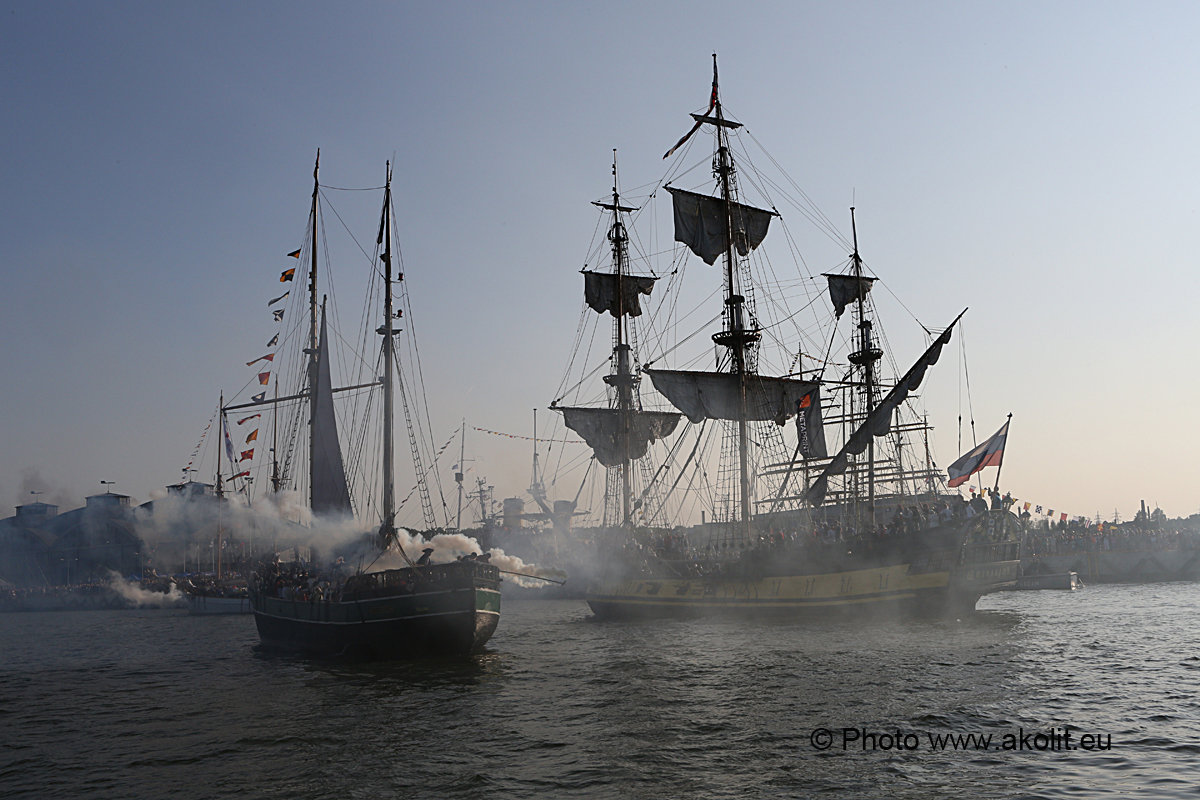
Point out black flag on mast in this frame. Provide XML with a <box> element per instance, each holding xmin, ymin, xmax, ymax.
<box><xmin>663</xmin><ymin>57</ymin><xmax>719</xmax><ymax>159</ymax></box>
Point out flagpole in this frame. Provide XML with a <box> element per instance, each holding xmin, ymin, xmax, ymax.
<box><xmin>992</xmin><ymin>412</ymin><xmax>1012</xmax><ymax>493</ymax></box>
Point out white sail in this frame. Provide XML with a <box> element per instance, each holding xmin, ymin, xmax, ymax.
<box><xmin>559</xmin><ymin>407</ymin><xmax>681</xmax><ymax>468</ymax></box>
<box><xmin>825</xmin><ymin>273</ymin><xmax>877</xmax><ymax>318</ymax></box>
<box><xmin>646</xmin><ymin>369</ymin><xmax>821</xmax><ymax>427</ymax></box>
<box><xmin>667</xmin><ymin>187</ymin><xmax>774</xmax><ymax>266</ymax></box>
<box><xmin>583</xmin><ymin>271</ymin><xmax>657</xmax><ymax>318</ymax></box>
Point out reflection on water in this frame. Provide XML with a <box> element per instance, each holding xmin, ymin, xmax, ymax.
<box><xmin>1</xmin><ymin>584</ymin><xmax>1198</xmax><ymax>799</ymax></box>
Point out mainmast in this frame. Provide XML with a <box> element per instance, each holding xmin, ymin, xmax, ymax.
<box><xmin>705</xmin><ymin>55</ymin><xmax>759</xmax><ymax>538</ymax></box>
<box><xmin>653</xmin><ymin>56</ymin><xmax>805</xmax><ymax>535</ymax></box>
<box><xmin>378</xmin><ymin>162</ymin><xmax>397</xmax><ymax>545</ymax></box>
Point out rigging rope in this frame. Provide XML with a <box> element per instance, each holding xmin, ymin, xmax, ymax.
<box><xmin>473</xmin><ymin>426</ymin><xmax>582</xmax><ymax>445</ymax></box>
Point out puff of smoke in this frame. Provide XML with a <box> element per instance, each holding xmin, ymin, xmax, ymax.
<box><xmin>375</xmin><ymin>529</ymin><xmax>560</xmax><ymax>589</ymax></box>
<box><xmin>133</xmin><ymin>495</ymin><xmax>563</xmax><ymax>589</ymax></box>
<box><xmin>132</xmin><ymin>490</ymin><xmax>373</xmax><ymax>571</ymax></box>
<box><xmin>105</xmin><ymin>572</ymin><xmax>185</xmax><ymax>608</ymax></box>
<box><xmin>18</xmin><ymin>467</ymin><xmax>77</xmax><ymax>510</ymax></box>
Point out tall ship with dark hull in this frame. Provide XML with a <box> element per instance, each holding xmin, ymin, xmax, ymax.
<box><xmin>548</xmin><ymin>58</ymin><xmax>1018</xmax><ymax>619</ymax></box>
<box><xmin>236</xmin><ymin>157</ymin><xmax>498</xmax><ymax>656</ymax></box>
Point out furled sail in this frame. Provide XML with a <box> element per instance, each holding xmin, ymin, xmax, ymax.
<box><xmin>804</xmin><ymin>313</ymin><xmax>963</xmax><ymax>506</ymax></box>
<box><xmin>559</xmin><ymin>407</ymin><xmax>682</xmax><ymax>468</ymax></box>
<box><xmin>646</xmin><ymin>369</ymin><xmax>822</xmax><ymax>427</ymax></box>
<box><xmin>825</xmin><ymin>274</ymin><xmax>877</xmax><ymax>318</ymax></box>
<box><xmin>583</xmin><ymin>271</ymin><xmax>657</xmax><ymax>318</ymax></box>
<box><xmin>310</xmin><ymin>308</ymin><xmax>352</xmax><ymax>515</ymax></box>
<box><xmin>667</xmin><ymin>187</ymin><xmax>774</xmax><ymax>266</ymax></box>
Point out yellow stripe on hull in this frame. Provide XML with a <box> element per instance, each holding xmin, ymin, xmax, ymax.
<box><xmin>588</xmin><ymin>563</ymin><xmax>958</xmax><ymax>617</ymax></box>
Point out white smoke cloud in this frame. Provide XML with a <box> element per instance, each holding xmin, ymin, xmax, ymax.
<box><xmin>378</xmin><ymin>529</ymin><xmax>564</xmax><ymax>589</ymax></box>
<box><xmin>105</xmin><ymin>572</ymin><xmax>185</xmax><ymax>607</ymax></box>
<box><xmin>17</xmin><ymin>467</ymin><xmax>77</xmax><ymax>510</ymax></box>
<box><xmin>130</xmin><ymin>491</ymin><xmax>564</xmax><ymax>588</ymax></box>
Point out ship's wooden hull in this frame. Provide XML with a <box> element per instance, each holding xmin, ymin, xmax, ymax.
<box><xmin>587</xmin><ymin>518</ymin><xmax>1022</xmax><ymax>620</ymax></box>
<box><xmin>588</xmin><ymin>558</ymin><xmax>1019</xmax><ymax>619</ymax></box>
<box><xmin>251</xmin><ymin>562</ymin><xmax>501</xmax><ymax>658</ymax></box>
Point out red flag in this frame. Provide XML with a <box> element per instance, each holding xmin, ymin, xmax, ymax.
<box><xmin>231</xmin><ymin>470</ymin><xmax>251</xmax><ymax>479</ymax></box>
<box><xmin>239</xmin><ymin>448</ymin><xmax>254</xmax><ymax>462</ymax></box>
<box><xmin>237</xmin><ymin>414</ymin><xmax>261</xmax><ymax>425</ymax></box>
<box><xmin>258</xmin><ymin>371</ymin><xmax>270</xmax><ymax>385</ymax></box>
<box><xmin>246</xmin><ymin>354</ymin><xmax>275</xmax><ymax>367</ymax></box>
<box><xmin>1060</xmin><ymin>512</ymin><xmax>1067</xmax><ymax>522</ymax></box>
<box><xmin>246</xmin><ymin>429</ymin><xmax>258</xmax><ymax>443</ymax></box>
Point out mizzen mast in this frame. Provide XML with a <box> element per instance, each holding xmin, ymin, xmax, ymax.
<box><xmin>847</xmin><ymin>208</ymin><xmax>883</xmax><ymax>526</ymax></box>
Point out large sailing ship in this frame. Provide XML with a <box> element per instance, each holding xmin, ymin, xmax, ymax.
<box><xmin>553</xmin><ymin>58</ymin><xmax>1019</xmax><ymax>618</ymax></box>
<box><xmin>239</xmin><ymin>156</ymin><xmax>499</xmax><ymax>656</ymax></box>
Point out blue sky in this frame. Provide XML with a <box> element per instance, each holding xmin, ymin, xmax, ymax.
<box><xmin>3</xmin><ymin>1</ymin><xmax>1198</xmax><ymax>523</ymax></box>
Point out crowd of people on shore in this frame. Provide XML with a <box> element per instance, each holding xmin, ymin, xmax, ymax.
<box><xmin>0</xmin><ymin>579</ymin><xmax>180</xmax><ymax>611</ymax></box>
<box><xmin>1021</xmin><ymin>524</ymin><xmax>1199</xmax><ymax>556</ymax></box>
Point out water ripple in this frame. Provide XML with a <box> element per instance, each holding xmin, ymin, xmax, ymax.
<box><xmin>2</xmin><ymin>584</ymin><xmax>1199</xmax><ymax>798</ymax></box>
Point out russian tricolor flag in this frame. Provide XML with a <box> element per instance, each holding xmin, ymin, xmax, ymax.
<box><xmin>948</xmin><ymin>419</ymin><xmax>1009</xmax><ymax>488</ymax></box>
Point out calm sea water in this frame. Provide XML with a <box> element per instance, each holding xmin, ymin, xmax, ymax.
<box><xmin>1</xmin><ymin>583</ymin><xmax>1197</xmax><ymax>799</ymax></box>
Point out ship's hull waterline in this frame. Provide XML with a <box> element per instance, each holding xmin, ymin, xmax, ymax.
<box><xmin>588</xmin><ymin>524</ymin><xmax>1022</xmax><ymax>621</ymax></box>
<box><xmin>588</xmin><ymin>559</ymin><xmax>1019</xmax><ymax>620</ymax></box>
<box><xmin>250</xmin><ymin>562</ymin><xmax>502</xmax><ymax>657</ymax></box>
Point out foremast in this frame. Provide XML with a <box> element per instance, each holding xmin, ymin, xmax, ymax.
<box><xmin>554</xmin><ymin>155</ymin><xmax>680</xmax><ymax>528</ymax></box>
<box><xmin>598</xmin><ymin>154</ymin><xmax>639</xmax><ymax>526</ymax></box>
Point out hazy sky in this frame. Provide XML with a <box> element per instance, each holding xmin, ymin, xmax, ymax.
<box><xmin>3</xmin><ymin>1</ymin><xmax>1198</xmax><ymax>524</ymax></box>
